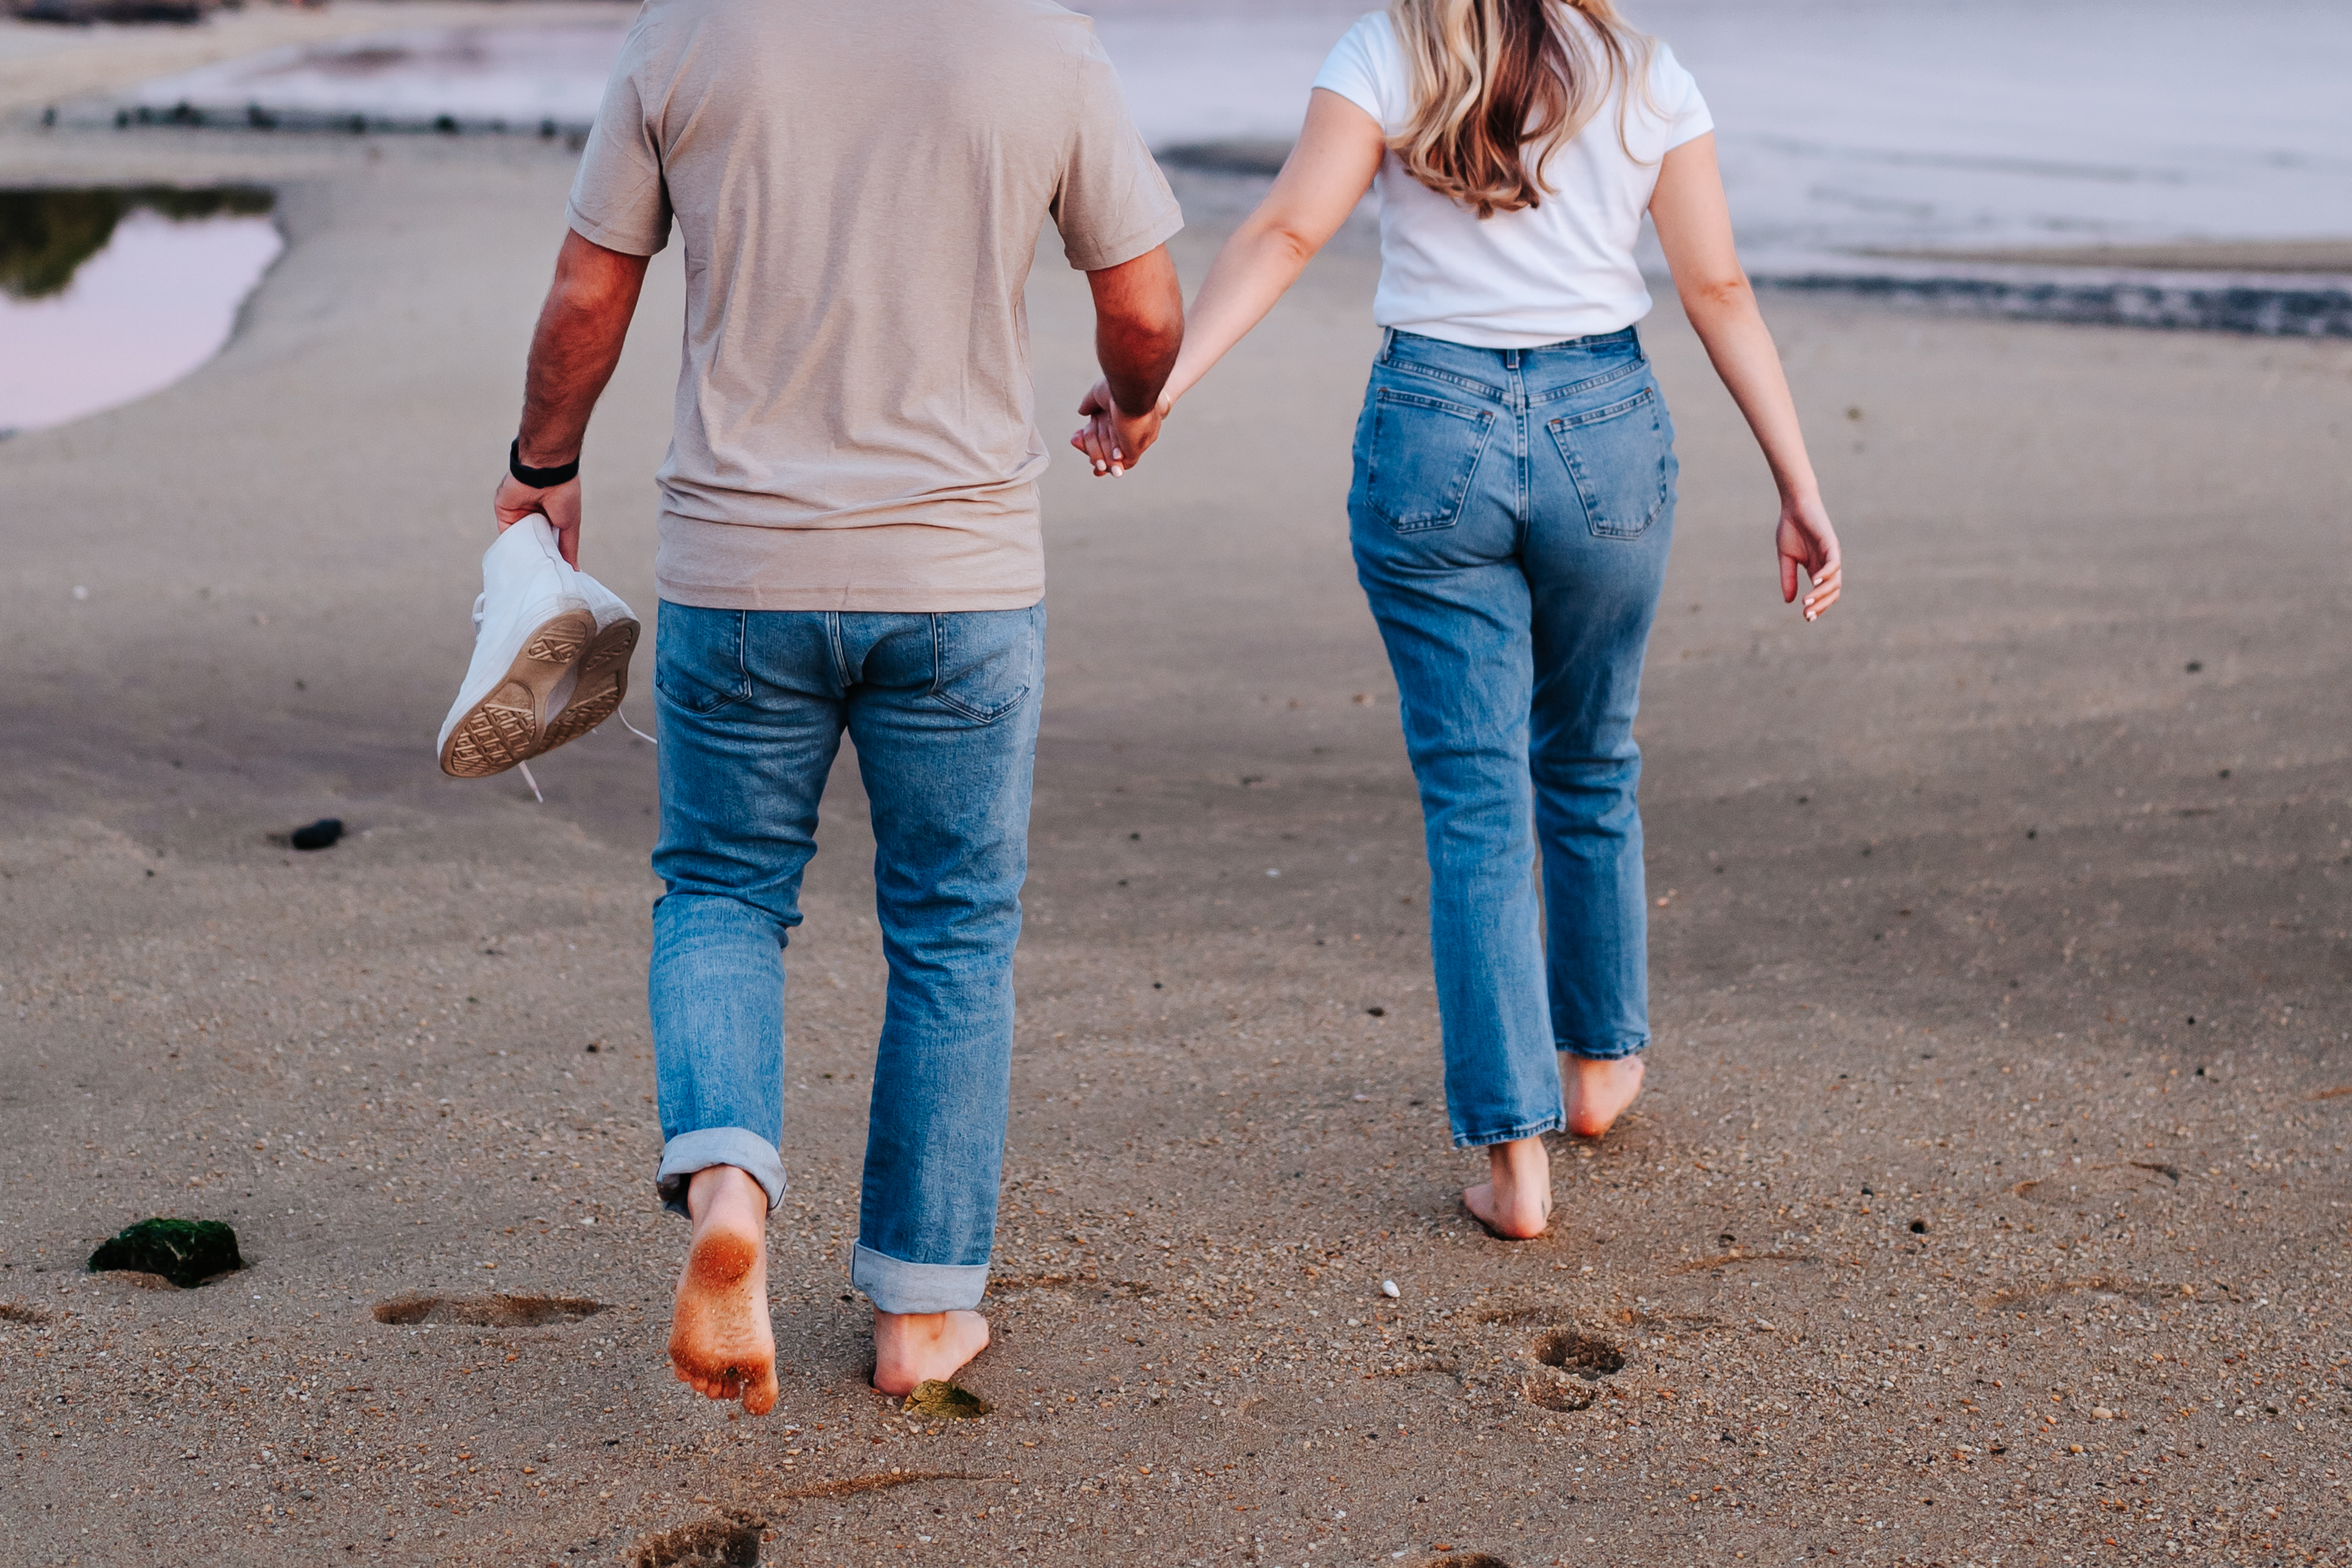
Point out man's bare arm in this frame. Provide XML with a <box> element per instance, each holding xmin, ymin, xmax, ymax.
<box><xmin>1078</xmin><ymin>244</ymin><xmax>1185</xmax><ymax>475</ymax></box>
<box><xmin>494</xmin><ymin>229</ymin><xmax>652</xmax><ymax>565</ymax></box>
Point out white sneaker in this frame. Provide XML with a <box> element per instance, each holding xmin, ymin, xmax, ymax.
<box><xmin>537</xmin><ymin>563</ymin><xmax>642</xmax><ymax>754</ymax></box>
<box><xmin>436</xmin><ymin>517</ymin><xmax>594</xmax><ymax>779</ymax></box>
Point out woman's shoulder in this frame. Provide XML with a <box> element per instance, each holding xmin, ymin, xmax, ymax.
<box><xmin>1329</xmin><ymin>8</ymin><xmax>1403</xmax><ymax>71</ymax></box>
<box><xmin>1634</xmin><ymin>36</ymin><xmax>1709</xmax><ymax>138</ymax></box>
<box><xmin>1314</xmin><ymin>9</ymin><xmax>1408</xmax><ymax>123</ymax></box>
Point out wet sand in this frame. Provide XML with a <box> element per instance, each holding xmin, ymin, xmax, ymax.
<box><xmin>3</xmin><ymin>122</ymin><xmax>2350</xmax><ymax>1568</ymax></box>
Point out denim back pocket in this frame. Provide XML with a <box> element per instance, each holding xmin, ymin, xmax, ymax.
<box><xmin>928</xmin><ymin>606</ymin><xmax>1041</xmax><ymax>725</ymax></box>
<box><xmin>652</xmin><ymin>604</ymin><xmax>750</xmax><ymax>714</ymax></box>
<box><xmin>1360</xmin><ymin>387</ymin><xmax>1498</xmax><ymax>533</ymax></box>
<box><xmin>1547</xmin><ymin>385</ymin><xmax>1673</xmax><ymax>539</ymax></box>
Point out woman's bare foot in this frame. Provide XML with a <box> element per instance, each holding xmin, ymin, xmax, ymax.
<box><xmin>667</xmin><ymin>1165</ymin><xmax>779</xmax><ymax>1416</ymax></box>
<box><xmin>1462</xmin><ymin>1134</ymin><xmax>1551</xmax><ymax>1239</ymax></box>
<box><xmin>1564</xmin><ymin>1053</ymin><xmax>1645</xmax><ymax>1139</ymax></box>
<box><xmin>871</xmin><ymin>1308</ymin><xmax>991</xmax><ymax>1397</ymax></box>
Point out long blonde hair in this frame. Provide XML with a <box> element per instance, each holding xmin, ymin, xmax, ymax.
<box><xmin>1386</xmin><ymin>0</ymin><xmax>1651</xmax><ymax>219</ymax></box>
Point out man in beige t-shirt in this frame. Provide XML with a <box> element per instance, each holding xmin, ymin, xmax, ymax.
<box><xmin>485</xmin><ymin>0</ymin><xmax>1183</xmax><ymax>1409</ymax></box>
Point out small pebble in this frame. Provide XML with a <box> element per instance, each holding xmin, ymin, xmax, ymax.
<box><xmin>290</xmin><ymin>818</ymin><xmax>343</xmax><ymax>851</ymax></box>
<box><xmin>1381</xmin><ymin>1279</ymin><xmax>1400</xmax><ymax>1299</ymax></box>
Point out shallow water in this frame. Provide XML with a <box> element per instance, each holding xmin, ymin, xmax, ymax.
<box><xmin>1102</xmin><ymin>0</ymin><xmax>2352</xmax><ymax>259</ymax></box>
<box><xmin>93</xmin><ymin>1</ymin><xmax>2352</xmax><ymax>261</ymax></box>
<box><xmin>0</xmin><ymin>187</ymin><xmax>280</xmax><ymax>434</ymax></box>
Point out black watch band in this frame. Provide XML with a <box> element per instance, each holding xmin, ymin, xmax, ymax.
<box><xmin>509</xmin><ymin>438</ymin><xmax>580</xmax><ymax>489</ymax></box>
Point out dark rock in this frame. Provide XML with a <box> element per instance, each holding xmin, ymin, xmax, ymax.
<box><xmin>88</xmin><ymin>1218</ymin><xmax>241</xmax><ymax>1288</ymax></box>
<box><xmin>289</xmin><ymin>817</ymin><xmax>343</xmax><ymax>851</ymax></box>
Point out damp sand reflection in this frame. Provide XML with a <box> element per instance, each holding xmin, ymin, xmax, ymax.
<box><xmin>0</xmin><ymin>185</ymin><xmax>281</xmax><ymax>434</ymax></box>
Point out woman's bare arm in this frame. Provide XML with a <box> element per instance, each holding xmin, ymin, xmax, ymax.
<box><xmin>1074</xmin><ymin>88</ymin><xmax>1385</xmax><ymax>472</ymax></box>
<box><xmin>1649</xmin><ymin>133</ymin><xmax>1842</xmax><ymax>619</ymax></box>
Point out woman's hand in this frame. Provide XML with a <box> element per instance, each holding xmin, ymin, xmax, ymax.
<box><xmin>1777</xmin><ymin>493</ymin><xmax>1841</xmax><ymax>621</ymax></box>
<box><xmin>1070</xmin><ymin>378</ymin><xmax>1170</xmax><ymax>477</ymax></box>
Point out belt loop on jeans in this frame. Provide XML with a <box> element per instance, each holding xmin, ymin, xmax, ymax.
<box><xmin>1379</xmin><ymin>326</ymin><xmax>1394</xmax><ymax>362</ymax></box>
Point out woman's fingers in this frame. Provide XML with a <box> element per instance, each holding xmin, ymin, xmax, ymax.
<box><xmin>1778</xmin><ymin>504</ymin><xmax>1842</xmax><ymax>618</ymax></box>
<box><xmin>1069</xmin><ymin>414</ymin><xmax>1125</xmax><ymax>476</ymax></box>
<box><xmin>1800</xmin><ymin>558</ymin><xmax>1842</xmax><ymax>621</ymax></box>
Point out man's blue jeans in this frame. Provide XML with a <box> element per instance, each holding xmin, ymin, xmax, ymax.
<box><xmin>1349</xmin><ymin>327</ymin><xmax>1673</xmax><ymax>1149</ymax></box>
<box><xmin>646</xmin><ymin>602</ymin><xmax>1043</xmax><ymax>1315</ymax></box>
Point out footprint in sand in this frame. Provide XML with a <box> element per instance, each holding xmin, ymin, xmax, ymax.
<box><xmin>627</xmin><ymin>1508</ymin><xmax>765</xmax><ymax>1568</ymax></box>
<box><xmin>370</xmin><ymin>1292</ymin><xmax>610</xmax><ymax>1327</ymax></box>
<box><xmin>1523</xmin><ymin>1329</ymin><xmax>1626</xmax><ymax>1412</ymax></box>
<box><xmin>1429</xmin><ymin>1553</ymin><xmax>1515</xmax><ymax>1568</ymax></box>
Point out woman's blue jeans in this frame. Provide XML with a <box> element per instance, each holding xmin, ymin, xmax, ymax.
<box><xmin>1349</xmin><ymin>327</ymin><xmax>1673</xmax><ymax>1149</ymax></box>
<box><xmin>646</xmin><ymin>601</ymin><xmax>1043</xmax><ymax>1314</ymax></box>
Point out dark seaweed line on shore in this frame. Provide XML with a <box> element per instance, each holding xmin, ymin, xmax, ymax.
<box><xmin>1759</xmin><ymin>271</ymin><xmax>2352</xmax><ymax>338</ymax></box>
<box><xmin>104</xmin><ymin>102</ymin><xmax>593</xmax><ymax>141</ymax></box>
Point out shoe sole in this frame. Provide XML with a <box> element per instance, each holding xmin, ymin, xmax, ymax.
<box><xmin>439</xmin><ymin>608</ymin><xmax>596</xmax><ymax>779</ymax></box>
<box><xmin>537</xmin><ymin>617</ymin><xmax>640</xmax><ymax>754</ymax></box>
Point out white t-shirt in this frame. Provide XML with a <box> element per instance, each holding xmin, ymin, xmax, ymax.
<box><xmin>1312</xmin><ymin>11</ymin><xmax>1712</xmax><ymax>348</ymax></box>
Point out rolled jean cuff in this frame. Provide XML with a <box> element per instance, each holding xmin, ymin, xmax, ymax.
<box><xmin>655</xmin><ymin>1127</ymin><xmax>786</xmax><ymax>1218</ymax></box>
<box><xmin>1453</xmin><ymin>1114</ymin><xmax>1564</xmax><ymax>1151</ymax></box>
<box><xmin>1557</xmin><ymin>1038</ymin><xmax>1647</xmax><ymax>1062</ymax></box>
<box><xmin>851</xmin><ymin>1242</ymin><xmax>989</xmax><ymax>1314</ymax></box>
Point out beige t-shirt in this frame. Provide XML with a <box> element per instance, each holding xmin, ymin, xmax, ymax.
<box><xmin>567</xmin><ymin>0</ymin><xmax>1182</xmax><ymax>612</ymax></box>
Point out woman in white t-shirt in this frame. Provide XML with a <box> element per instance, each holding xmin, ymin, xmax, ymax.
<box><xmin>1078</xmin><ymin>0</ymin><xmax>1842</xmax><ymax>1239</ymax></box>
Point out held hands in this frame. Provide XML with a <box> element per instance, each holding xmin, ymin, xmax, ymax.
<box><xmin>1777</xmin><ymin>492</ymin><xmax>1842</xmax><ymax>621</ymax></box>
<box><xmin>493</xmin><ymin>471</ymin><xmax>583</xmax><ymax>568</ymax></box>
<box><xmin>1070</xmin><ymin>378</ymin><xmax>1169</xmax><ymax>477</ymax></box>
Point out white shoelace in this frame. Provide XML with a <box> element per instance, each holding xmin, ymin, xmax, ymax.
<box><xmin>513</xmin><ymin>708</ymin><xmax>653</xmax><ymax>805</ymax></box>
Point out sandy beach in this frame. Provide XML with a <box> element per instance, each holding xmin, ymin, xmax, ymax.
<box><xmin>4</xmin><ymin>69</ymin><xmax>2352</xmax><ymax>1568</ymax></box>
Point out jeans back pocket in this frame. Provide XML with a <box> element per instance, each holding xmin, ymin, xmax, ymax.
<box><xmin>1547</xmin><ymin>385</ymin><xmax>1673</xmax><ymax>539</ymax></box>
<box><xmin>927</xmin><ymin>606</ymin><xmax>1042</xmax><ymax>726</ymax></box>
<box><xmin>653</xmin><ymin>604</ymin><xmax>750</xmax><ymax>714</ymax></box>
<box><xmin>1359</xmin><ymin>387</ymin><xmax>1498</xmax><ymax>534</ymax></box>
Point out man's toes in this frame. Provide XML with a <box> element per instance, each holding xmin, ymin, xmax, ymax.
<box><xmin>743</xmin><ymin>1369</ymin><xmax>779</xmax><ymax>1416</ymax></box>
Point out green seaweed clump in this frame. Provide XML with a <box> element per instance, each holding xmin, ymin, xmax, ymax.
<box><xmin>903</xmin><ymin>1378</ymin><xmax>991</xmax><ymax>1420</ymax></box>
<box><xmin>88</xmin><ymin>1217</ymin><xmax>242</xmax><ymax>1288</ymax></box>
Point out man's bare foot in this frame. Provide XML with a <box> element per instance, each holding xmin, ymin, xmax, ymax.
<box><xmin>668</xmin><ymin>1165</ymin><xmax>778</xmax><ymax>1416</ymax></box>
<box><xmin>1564</xmin><ymin>1053</ymin><xmax>1645</xmax><ymax>1139</ymax></box>
<box><xmin>1462</xmin><ymin>1134</ymin><xmax>1551</xmax><ymax>1239</ymax></box>
<box><xmin>871</xmin><ymin>1308</ymin><xmax>991</xmax><ymax>1398</ymax></box>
